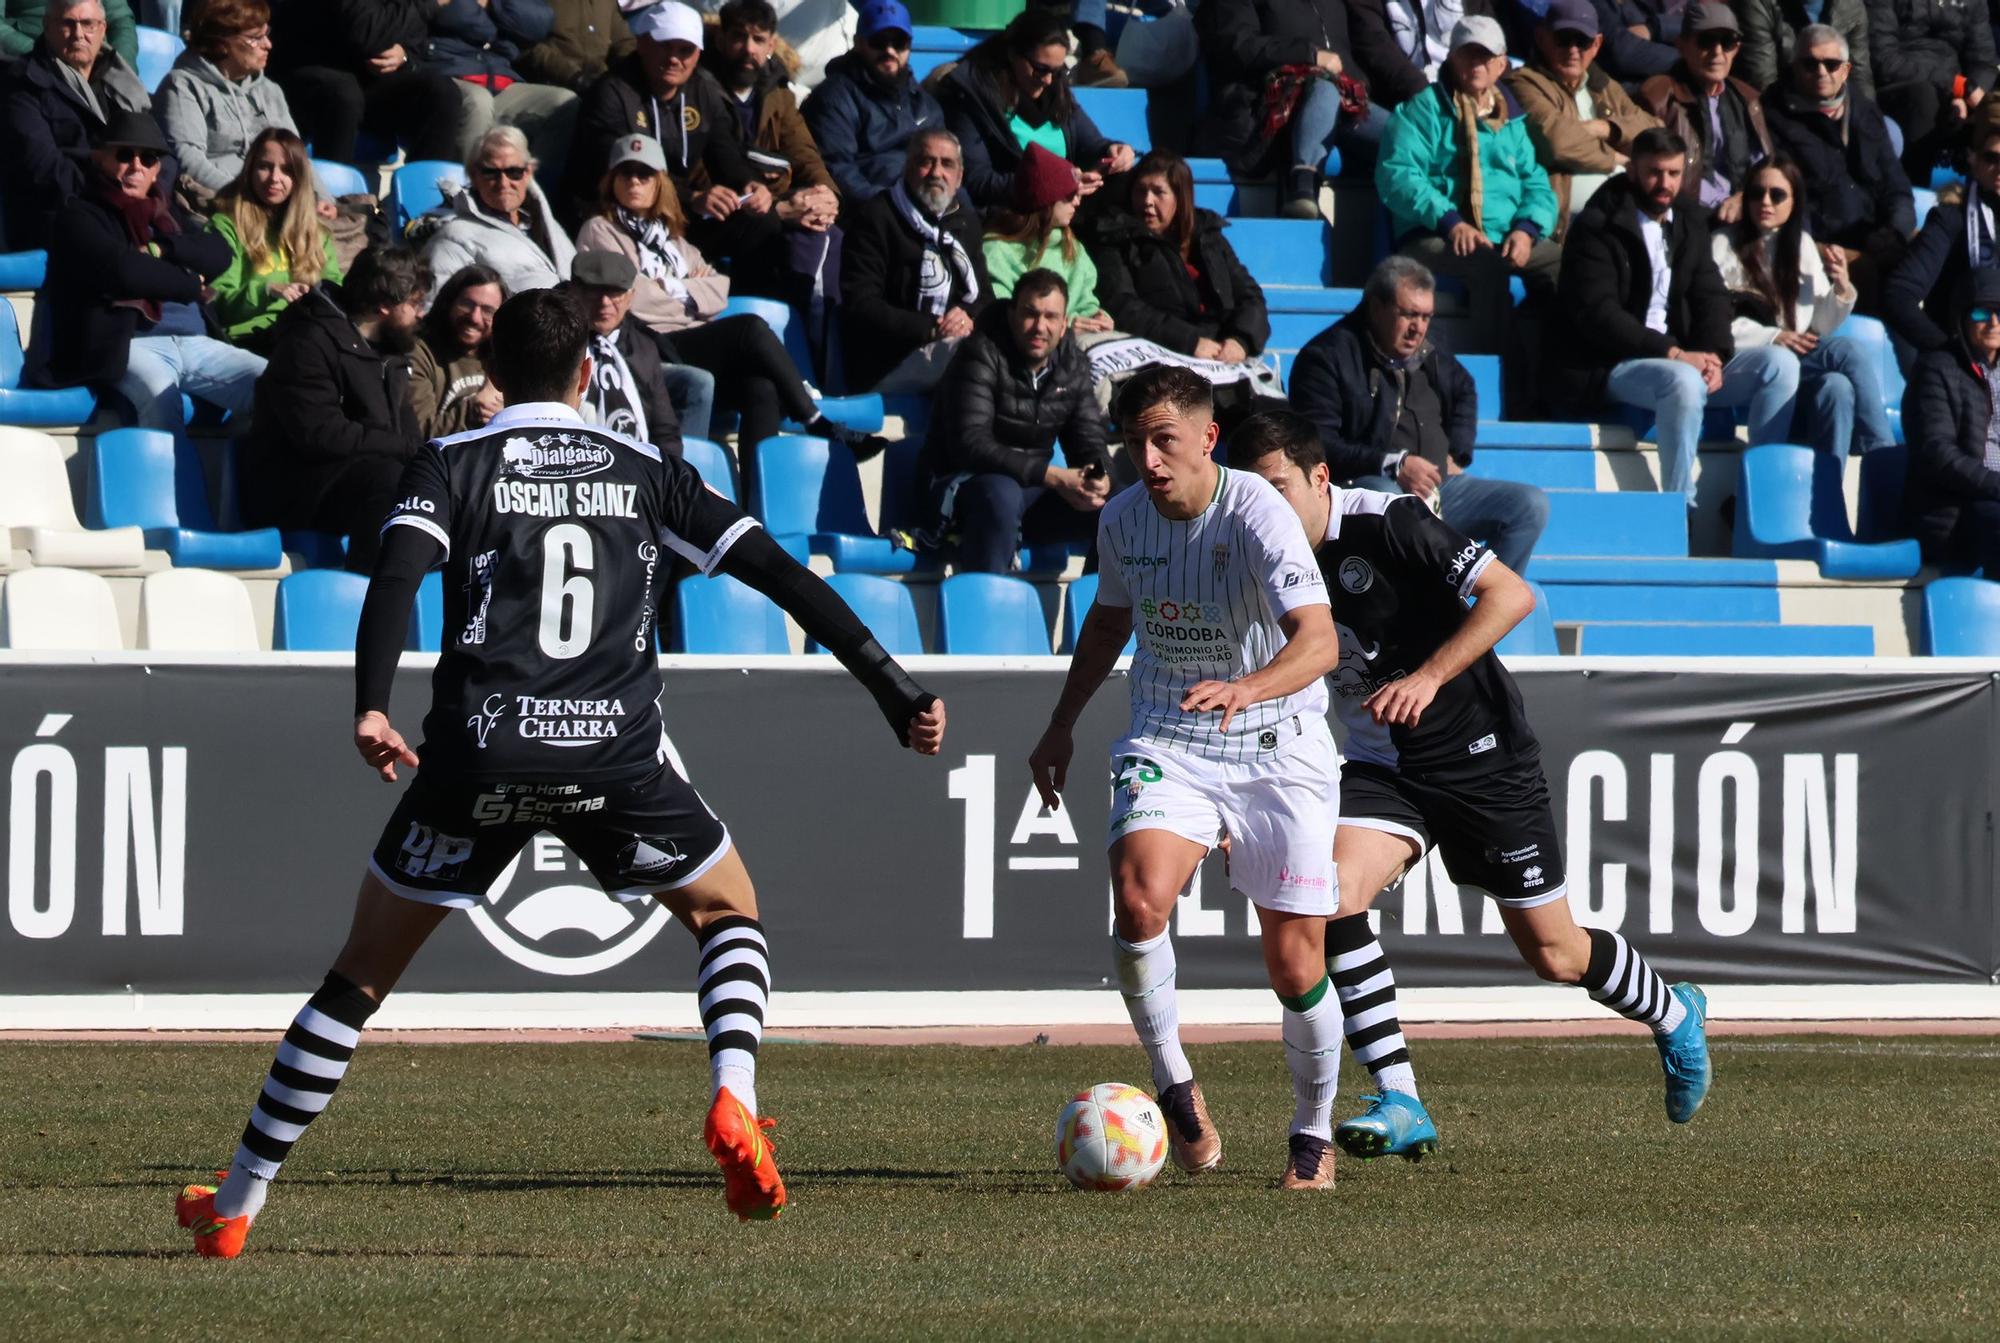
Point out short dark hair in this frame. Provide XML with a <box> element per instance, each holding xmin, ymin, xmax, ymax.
<box><xmin>338</xmin><ymin>245</ymin><xmax>430</xmax><ymax>318</ymax></box>
<box><xmin>1630</xmin><ymin>127</ymin><xmax>1689</xmax><ymax>161</ymax></box>
<box><xmin>489</xmin><ymin>288</ymin><xmax>590</xmax><ymax>405</ymax></box>
<box><xmin>1013</xmin><ymin>268</ymin><xmax>1069</xmax><ymax>307</ymax></box>
<box><xmin>1229</xmin><ymin>409</ymin><xmax>1324</xmax><ymax>477</ymax></box>
<box><xmin>718</xmin><ymin>0</ymin><xmax>777</xmax><ymax>33</ymax></box>
<box><xmin>1115</xmin><ymin>364</ymin><xmax>1213</xmax><ymax>423</ymax></box>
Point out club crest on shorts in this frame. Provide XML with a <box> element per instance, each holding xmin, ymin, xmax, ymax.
<box><xmin>468</xmin><ymin>839</ymin><xmax>676</xmax><ymax>976</ymax></box>
<box><xmin>1338</xmin><ymin>556</ymin><xmax>1375</xmax><ymax>593</ymax></box>
<box><xmin>619</xmin><ymin>836</ymin><xmax>686</xmax><ymax>880</ymax></box>
<box><xmin>1258</xmin><ymin>729</ymin><xmax>1278</xmax><ymax>751</ymax></box>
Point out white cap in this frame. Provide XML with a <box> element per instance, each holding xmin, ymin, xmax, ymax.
<box><xmin>630</xmin><ymin>1</ymin><xmax>704</xmax><ymax>47</ymax></box>
<box><xmin>1448</xmin><ymin>15</ymin><xmax>1507</xmax><ymax>56</ymax></box>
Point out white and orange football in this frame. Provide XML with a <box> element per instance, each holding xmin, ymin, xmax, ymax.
<box><xmin>1055</xmin><ymin>1083</ymin><xmax>1170</xmax><ymax>1191</ymax></box>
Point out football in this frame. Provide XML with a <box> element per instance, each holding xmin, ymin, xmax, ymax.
<box><xmin>1055</xmin><ymin>1083</ymin><xmax>1170</xmax><ymax>1191</ymax></box>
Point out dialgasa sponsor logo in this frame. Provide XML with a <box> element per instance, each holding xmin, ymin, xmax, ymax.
<box><xmin>502</xmin><ymin>432</ymin><xmax>615</xmax><ymax>480</ymax></box>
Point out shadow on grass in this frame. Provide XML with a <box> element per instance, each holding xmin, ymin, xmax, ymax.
<box><xmin>110</xmin><ymin>1164</ymin><xmax>973</xmax><ymax>1194</ymax></box>
<box><xmin>6</xmin><ymin>1246</ymin><xmax>553</xmax><ymax>1261</ymax></box>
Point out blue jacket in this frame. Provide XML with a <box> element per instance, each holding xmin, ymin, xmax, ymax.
<box><xmin>424</xmin><ymin>0</ymin><xmax>555</xmax><ymax>83</ymax></box>
<box><xmin>802</xmin><ymin>50</ymin><xmax>944</xmax><ymax>204</ymax></box>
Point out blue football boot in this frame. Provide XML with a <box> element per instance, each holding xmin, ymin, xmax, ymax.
<box><xmin>1333</xmin><ymin>1091</ymin><xmax>1438</xmax><ymax>1161</ymax></box>
<box><xmin>1656</xmin><ymin>982</ymin><xmax>1712</xmax><ymax>1123</ymax></box>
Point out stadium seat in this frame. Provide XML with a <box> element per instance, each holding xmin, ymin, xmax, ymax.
<box><xmin>1575</xmin><ymin>621</ymin><xmax>1874</xmax><ymax>656</ymax></box>
<box><xmin>389</xmin><ymin>160</ymin><xmax>466</xmax><ymax>229</ymax></box>
<box><xmin>137</xmin><ymin>568</ymin><xmax>260</xmax><ymax>651</ymax></box>
<box><xmin>682</xmin><ymin>436</ymin><xmax>737</xmax><ymax>502</ymax></box>
<box><xmin>135</xmin><ymin>25</ymin><xmax>182</xmax><ymax>94</ymax></box>
<box><xmin>89</xmin><ymin>428</ymin><xmax>283</xmax><ymax>569</ymax></box>
<box><xmin>1537</xmin><ymin>491</ymin><xmax>1688</xmax><ymax>558</ymax></box>
<box><xmin>673</xmin><ymin>573</ymin><xmax>789</xmax><ymax>653</ymax></box>
<box><xmin>718</xmin><ymin>295</ymin><xmax>790</xmax><ymax>342</ymax></box>
<box><xmin>1913</xmin><ymin>186</ymin><xmax>1938</xmax><ymax>227</ymax></box>
<box><xmin>752</xmin><ymin>435</ymin><xmax>915</xmax><ymax>573</ymax></box>
<box><xmin>1073</xmin><ymin>87</ymin><xmax>1150</xmax><ymax>152</ymax></box>
<box><xmin>0</xmin><ymin>427</ymin><xmax>146</xmax><ymax>568</ymax></box>
<box><xmin>783</xmin><ymin>392</ymin><xmax>885</xmax><ymax>435</ymax></box>
<box><xmin>312</xmin><ymin>159</ymin><xmax>371</xmax><ymax>199</ymax></box>
<box><xmin>273</xmin><ymin>569</ymin><xmax>368</xmax><ymax>650</ymax></box>
<box><xmin>1922</xmin><ymin>577</ymin><xmax>2000</xmax><ymax>655</ymax></box>
<box><xmin>1222</xmin><ymin>219</ymin><xmax>1334</xmax><ymax>288</ymax></box>
<box><xmin>1733</xmin><ymin>443</ymin><xmax>1920</xmax><ymax>580</ymax></box>
<box><xmin>809</xmin><ymin>574</ymin><xmax>922</xmax><ymax>655</ymax></box>
<box><xmin>411</xmin><ymin>569</ymin><xmax>443</xmax><ymax>651</ymax></box>
<box><xmin>0</xmin><ymin>250</ymin><xmax>46</xmax><ymax>290</ymax></box>
<box><xmin>937</xmin><ymin>573</ymin><xmax>1050</xmax><ymax>654</ymax></box>
<box><xmin>0</xmin><ymin>302</ymin><xmax>97</xmax><ymax>426</ymax></box>
<box><xmin>1465</xmin><ymin>448</ymin><xmax>1595</xmax><ymax>490</ymax></box>
<box><xmin>1059</xmin><ymin>573</ymin><xmax>1136</xmax><ymax>655</ymax></box>
<box><xmin>282</xmin><ymin>531</ymin><xmax>351</xmax><ymax>568</ymax></box>
<box><xmin>0</xmin><ymin>566</ymin><xmax>123</xmax><ymax>649</ymax></box>
<box><xmin>1494</xmin><ymin>580</ymin><xmax>1558</xmax><ymax>656</ymax></box>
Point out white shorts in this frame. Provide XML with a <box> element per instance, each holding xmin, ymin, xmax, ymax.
<box><xmin>1105</xmin><ymin>717</ymin><xmax>1340</xmax><ymax>915</ymax></box>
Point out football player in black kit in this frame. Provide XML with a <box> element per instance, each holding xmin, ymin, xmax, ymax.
<box><xmin>1232</xmin><ymin>410</ymin><xmax>1710</xmax><ymax>1162</ymax></box>
<box><xmin>177</xmin><ymin>289</ymin><xmax>947</xmax><ymax>1257</ymax></box>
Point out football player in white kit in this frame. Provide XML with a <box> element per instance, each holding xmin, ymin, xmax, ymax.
<box><xmin>1028</xmin><ymin>366</ymin><xmax>1348</xmax><ymax>1190</ymax></box>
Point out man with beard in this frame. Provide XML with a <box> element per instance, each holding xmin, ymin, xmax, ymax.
<box><xmin>703</xmin><ymin>0</ymin><xmax>840</xmax><ymax>234</ymax></box>
<box><xmin>801</xmin><ymin>0</ymin><xmax>941</xmax><ymax>208</ymax></box>
<box><xmin>564</xmin><ymin>248</ymin><xmax>684</xmax><ymax>452</ymax></box>
<box><xmin>840</xmin><ymin>126</ymin><xmax>990</xmax><ymax>392</ymax></box>
<box><xmin>242</xmin><ymin>245</ymin><xmax>431</xmax><ymax>573</ymax></box>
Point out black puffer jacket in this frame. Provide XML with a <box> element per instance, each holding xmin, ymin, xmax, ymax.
<box><xmin>838</xmin><ymin>186</ymin><xmax>992</xmax><ymax>390</ymax></box>
<box><xmin>1286</xmin><ymin>308</ymin><xmax>1477</xmax><ymax>482</ymax></box>
<box><xmin>1089</xmin><ymin>206</ymin><xmax>1271</xmax><ymax>356</ymax></box>
<box><xmin>241</xmin><ymin>289</ymin><xmax>420</xmax><ymax>529</ymax></box>
<box><xmin>1761</xmin><ymin>89</ymin><xmax>1914</xmax><ymax>250</ymax></box>
<box><xmin>1196</xmin><ymin>0</ymin><xmax>1359</xmax><ymax>167</ymax></box>
<box><xmin>933</xmin><ymin>57</ymin><xmax>1114</xmax><ymax>212</ymax></box>
<box><xmin>1902</xmin><ymin>341</ymin><xmax>2000</xmax><ymax>557</ymax></box>
<box><xmin>1543</xmin><ymin>175</ymin><xmax>1733</xmax><ymax>414</ymax></box>
<box><xmin>919</xmin><ymin>302</ymin><xmax>1109</xmax><ymax>494</ymax></box>
<box><xmin>1868</xmin><ymin>0</ymin><xmax>1995</xmax><ymax>95</ymax></box>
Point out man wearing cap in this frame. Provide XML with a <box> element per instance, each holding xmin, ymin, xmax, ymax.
<box><xmin>564</xmin><ymin>249</ymin><xmax>686</xmax><ymax>452</ymax></box>
<box><xmin>802</xmin><ymin>0</ymin><xmax>939</xmax><ymax>207</ymax></box>
<box><xmin>25</xmin><ymin>109</ymin><xmax>264</xmax><ymax>432</ymax></box>
<box><xmin>1375</xmin><ymin>15</ymin><xmax>1561</xmax><ymax>349</ymax></box>
<box><xmin>1637</xmin><ymin>2</ymin><xmax>1772</xmax><ymax>225</ymax></box>
<box><xmin>1504</xmin><ymin>0</ymin><xmax>1661</xmax><ymax>240</ymax></box>
<box><xmin>1902</xmin><ymin>268</ymin><xmax>2000</xmax><ymax>577</ymax></box>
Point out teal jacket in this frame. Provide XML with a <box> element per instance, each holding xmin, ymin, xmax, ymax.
<box><xmin>1376</xmin><ymin>81</ymin><xmax>1558</xmax><ymax>246</ymax></box>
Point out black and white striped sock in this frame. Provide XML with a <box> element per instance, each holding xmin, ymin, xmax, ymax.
<box><xmin>1582</xmin><ymin>928</ymin><xmax>1687</xmax><ymax>1034</ymax></box>
<box><xmin>697</xmin><ymin>915</ymin><xmax>769</xmax><ymax>1115</ymax></box>
<box><xmin>213</xmin><ymin>972</ymin><xmax>379</xmax><ymax>1219</ymax></box>
<box><xmin>1327</xmin><ymin>913</ymin><xmax>1419</xmax><ymax>1099</ymax></box>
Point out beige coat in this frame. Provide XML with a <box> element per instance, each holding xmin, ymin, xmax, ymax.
<box><xmin>574</xmin><ymin>214</ymin><xmax>733</xmax><ymax>335</ymax></box>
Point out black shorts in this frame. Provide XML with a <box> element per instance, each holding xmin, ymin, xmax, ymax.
<box><xmin>367</xmin><ymin>762</ymin><xmax>731</xmax><ymax>908</ymax></box>
<box><xmin>1338</xmin><ymin>757</ymin><xmax>1566</xmax><ymax>907</ymax></box>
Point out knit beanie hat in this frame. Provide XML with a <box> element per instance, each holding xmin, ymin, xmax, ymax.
<box><xmin>1014</xmin><ymin>143</ymin><xmax>1080</xmax><ymax>213</ymax></box>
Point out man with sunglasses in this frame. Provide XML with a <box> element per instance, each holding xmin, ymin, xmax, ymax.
<box><xmin>1870</xmin><ymin>0</ymin><xmax>1995</xmax><ymax>184</ymax></box>
<box><xmin>801</xmin><ymin>0</ymin><xmax>942</xmax><ymax>207</ymax></box>
<box><xmin>1737</xmin><ymin>0</ymin><xmax>1871</xmax><ymax>98</ymax></box>
<box><xmin>1637</xmin><ymin>2</ymin><xmax>1772</xmax><ymax>226</ymax></box>
<box><xmin>1886</xmin><ymin>121</ymin><xmax>2000</xmax><ymax>354</ymax></box>
<box><xmin>1504</xmin><ymin>0</ymin><xmax>1662</xmax><ymax>241</ymax></box>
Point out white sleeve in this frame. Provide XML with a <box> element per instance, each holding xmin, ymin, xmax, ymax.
<box><xmin>1093</xmin><ymin>504</ymin><xmax>1132</xmax><ymax>608</ymax></box>
<box><xmin>1242</xmin><ymin>482</ymin><xmax>1328</xmax><ymax>617</ymax></box>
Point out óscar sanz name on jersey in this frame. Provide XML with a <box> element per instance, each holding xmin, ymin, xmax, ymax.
<box><xmin>491</xmin><ymin>479</ymin><xmax>639</xmax><ymax>518</ymax></box>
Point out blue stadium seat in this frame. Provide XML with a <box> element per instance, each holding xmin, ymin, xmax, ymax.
<box><xmin>1466</xmin><ymin>448</ymin><xmax>1595</xmax><ymax>491</ymax></box>
<box><xmin>273</xmin><ymin>570</ymin><xmax>368</xmax><ymax>650</ymax></box>
<box><xmin>389</xmin><ymin>160</ymin><xmax>466</xmax><ymax>229</ymax></box>
<box><xmin>1493</xmin><ymin>579</ymin><xmax>1558</xmax><ymax>655</ymax></box>
<box><xmin>410</xmin><ymin>570</ymin><xmax>443</xmax><ymax>651</ymax></box>
<box><xmin>1073</xmin><ymin>87</ymin><xmax>1150</xmax><ymax>151</ymax></box>
<box><xmin>0</xmin><ymin>301</ymin><xmax>96</xmax><ymax>426</ymax></box>
<box><xmin>810</xmin><ymin>574</ymin><xmax>922</xmax><ymax>655</ymax></box>
<box><xmin>0</xmin><ymin>251</ymin><xmax>46</xmax><ymax>289</ymax></box>
<box><xmin>1537</xmin><ymin>491</ymin><xmax>1688</xmax><ymax>557</ymax></box>
<box><xmin>89</xmin><ymin>428</ymin><xmax>283</xmax><ymax>569</ymax></box>
<box><xmin>782</xmin><ymin>392</ymin><xmax>884</xmax><ymax>435</ymax></box>
<box><xmin>135</xmin><ymin>25</ymin><xmax>182</xmax><ymax>93</ymax></box>
<box><xmin>1543</xmin><ymin>581</ymin><xmax>1781</xmax><ymax>624</ymax></box>
<box><xmin>1922</xmin><ymin>577</ymin><xmax>2000</xmax><ymax>654</ymax></box>
<box><xmin>937</xmin><ymin>573</ymin><xmax>1050</xmax><ymax>654</ymax></box>
<box><xmin>673</xmin><ymin>573</ymin><xmax>789</xmax><ymax>653</ymax></box>
<box><xmin>682</xmin><ymin>435</ymin><xmax>737</xmax><ymax>502</ymax></box>
<box><xmin>1474</xmin><ymin>420</ymin><xmax>1599</xmax><ymax>448</ymax></box>
<box><xmin>911</xmin><ymin>25</ymin><xmax>978</xmax><ymax>50</ymax></box>
<box><xmin>718</xmin><ymin>295</ymin><xmax>790</xmax><ymax>342</ymax></box>
<box><xmin>283</xmin><ymin>531</ymin><xmax>350</xmax><ymax>568</ymax></box>
<box><xmin>1059</xmin><ymin>573</ymin><xmax>1137</xmax><ymax>655</ymax></box>
<box><xmin>1733</xmin><ymin>443</ymin><xmax>1920</xmax><ymax>580</ymax></box>
<box><xmin>752</xmin><ymin>434</ymin><xmax>915</xmax><ymax>573</ymax></box>
<box><xmin>312</xmin><ymin>159</ymin><xmax>370</xmax><ymax>199</ymax></box>
<box><xmin>1913</xmin><ymin>186</ymin><xmax>1938</xmax><ymax>227</ymax></box>
<box><xmin>1575</xmin><ymin>622</ymin><xmax>1874</xmax><ymax>656</ymax></box>
<box><xmin>1222</xmin><ymin>220</ymin><xmax>1333</xmax><ymax>288</ymax></box>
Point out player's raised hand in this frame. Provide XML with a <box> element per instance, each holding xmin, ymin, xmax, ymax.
<box><xmin>907</xmin><ymin>698</ymin><xmax>947</xmax><ymax>756</ymax></box>
<box><xmin>1365</xmin><ymin>672</ymin><xmax>1439</xmax><ymax>727</ymax></box>
<box><xmin>1028</xmin><ymin>723</ymin><xmax>1074</xmax><ymax>810</ymax></box>
<box><xmin>354</xmin><ymin>711</ymin><xmax>419</xmax><ymax>783</ymax></box>
<box><xmin>1181</xmin><ymin>679</ymin><xmax>1254</xmax><ymax>731</ymax></box>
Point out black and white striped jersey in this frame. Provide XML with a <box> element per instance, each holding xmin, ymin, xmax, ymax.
<box><xmin>382</xmin><ymin>400</ymin><xmax>756</xmax><ymax>782</ymax></box>
<box><xmin>1316</xmin><ymin>487</ymin><xmax>1537</xmax><ymax>779</ymax></box>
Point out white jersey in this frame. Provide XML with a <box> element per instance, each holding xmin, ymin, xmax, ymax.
<box><xmin>1094</xmin><ymin>466</ymin><xmax>1331</xmax><ymax>763</ymax></box>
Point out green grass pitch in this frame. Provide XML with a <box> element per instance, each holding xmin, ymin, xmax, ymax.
<box><xmin>4</xmin><ymin>1036</ymin><xmax>1997</xmax><ymax>1339</ymax></box>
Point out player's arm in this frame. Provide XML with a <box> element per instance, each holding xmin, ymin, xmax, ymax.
<box><xmin>1029</xmin><ymin>598</ymin><xmax>1135</xmax><ymax>810</ymax></box>
<box><xmin>352</xmin><ymin>522</ymin><xmax>445</xmax><ymax>783</ymax></box>
<box><xmin>1366</xmin><ymin>555</ymin><xmax>1533</xmax><ymax>727</ymax></box>
<box><xmin>1181</xmin><ymin>601</ymin><xmax>1338</xmax><ymax>730</ymax></box>
<box><xmin>713</xmin><ymin>528</ymin><xmax>945</xmax><ymax>754</ymax></box>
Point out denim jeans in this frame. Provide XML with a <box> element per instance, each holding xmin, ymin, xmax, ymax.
<box><xmin>1795</xmin><ymin>333</ymin><xmax>1895</xmax><ymax>465</ymax></box>
<box><xmin>662</xmin><ymin>363</ymin><xmax>716</xmax><ymax>443</ymax></box>
<box><xmin>115</xmin><ymin>335</ymin><xmax>266</xmax><ymax>431</ymax></box>
<box><xmin>1604</xmin><ymin>347</ymin><xmax>1800</xmax><ymax>497</ymax></box>
<box><xmin>1347</xmin><ymin>471</ymin><xmax>1552</xmax><ymax>575</ymax></box>
<box><xmin>951</xmin><ymin>474</ymin><xmax>1102</xmax><ymax>574</ymax></box>
<box><xmin>1290</xmin><ymin>79</ymin><xmax>1392</xmax><ymax>176</ymax></box>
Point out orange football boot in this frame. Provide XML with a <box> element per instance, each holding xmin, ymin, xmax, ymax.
<box><xmin>703</xmin><ymin>1088</ymin><xmax>786</xmax><ymax>1222</ymax></box>
<box><xmin>175</xmin><ymin>1177</ymin><xmax>252</xmax><ymax>1259</ymax></box>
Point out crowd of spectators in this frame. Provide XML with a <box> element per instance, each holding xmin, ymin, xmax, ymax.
<box><xmin>2</xmin><ymin>0</ymin><xmax>1997</xmax><ymax>580</ymax></box>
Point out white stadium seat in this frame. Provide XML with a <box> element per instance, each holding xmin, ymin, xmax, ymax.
<box><xmin>0</xmin><ymin>427</ymin><xmax>146</xmax><ymax>569</ymax></box>
<box><xmin>138</xmin><ymin>569</ymin><xmax>260</xmax><ymax>651</ymax></box>
<box><xmin>0</xmin><ymin>566</ymin><xmax>124</xmax><ymax>649</ymax></box>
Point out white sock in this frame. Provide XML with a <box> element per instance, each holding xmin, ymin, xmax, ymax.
<box><xmin>1113</xmin><ymin>930</ymin><xmax>1193</xmax><ymax>1093</ymax></box>
<box><xmin>714</xmin><ymin>1065</ymin><xmax>757</xmax><ymax>1118</ymax></box>
<box><xmin>1281</xmin><ymin>977</ymin><xmax>1343</xmax><ymax>1140</ymax></box>
<box><xmin>212</xmin><ymin>1160</ymin><xmax>269</xmax><ymax>1220</ymax></box>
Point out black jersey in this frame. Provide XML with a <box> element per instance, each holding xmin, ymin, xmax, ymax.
<box><xmin>1315</xmin><ymin>488</ymin><xmax>1538</xmax><ymax>779</ymax></box>
<box><xmin>383</xmin><ymin>401</ymin><xmax>756</xmax><ymax>782</ymax></box>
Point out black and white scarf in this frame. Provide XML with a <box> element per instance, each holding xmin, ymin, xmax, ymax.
<box><xmin>890</xmin><ymin>178</ymin><xmax>979</xmax><ymax>318</ymax></box>
<box><xmin>587</xmin><ymin>330</ymin><xmax>647</xmax><ymax>442</ymax></box>
<box><xmin>614</xmin><ymin>206</ymin><xmax>692</xmax><ymax>302</ymax></box>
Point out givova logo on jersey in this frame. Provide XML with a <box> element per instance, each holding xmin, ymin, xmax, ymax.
<box><xmin>501</xmin><ymin>432</ymin><xmax>614</xmax><ymax>480</ymax></box>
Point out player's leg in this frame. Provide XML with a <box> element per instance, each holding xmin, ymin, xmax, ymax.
<box><xmin>1253</xmin><ymin>904</ymin><xmax>1340</xmax><ymax>1189</ymax></box>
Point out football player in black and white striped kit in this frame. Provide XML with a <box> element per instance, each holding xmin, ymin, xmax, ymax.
<box><xmin>1233</xmin><ymin>410</ymin><xmax>1712</xmax><ymax>1161</ymax></box>
<box><xmin>1029</xmin><ymin>367</ymin><xmax>1349</xmax><ymax>1191</ymax></box>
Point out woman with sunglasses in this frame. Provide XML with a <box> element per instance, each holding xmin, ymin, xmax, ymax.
<box><xmin>933</xmin><ymin>8</ymin><xmax>1136</xmax><ymax>213</ymax></box>
<box><xmin>208</xmin><ymin>127</ymin><xmax>342</xmax><ymax>354</ymax></box>
<box><xmin>1713</xmin><ymin>157</ymin><xmax>1893</xmax><ymax>466</ymax></box>
<box><xmin>422</xmin><ymin>125</ymin><xmax>577</xmax><ymax>301</ymax></box>
<box><xmin>1636</xmin><ymin>3</ymin><xmax>1772</xmax><ymax>225</ymax></box>
<box><xmin>1903</xmin><ymin>269</ymin><xmax>2000</xmax><ymax>576</ymax></box>
<box><xmin>157</xmin><ymin>0</ymin><xmax>302</xmax><ymax>200</ymax></box>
